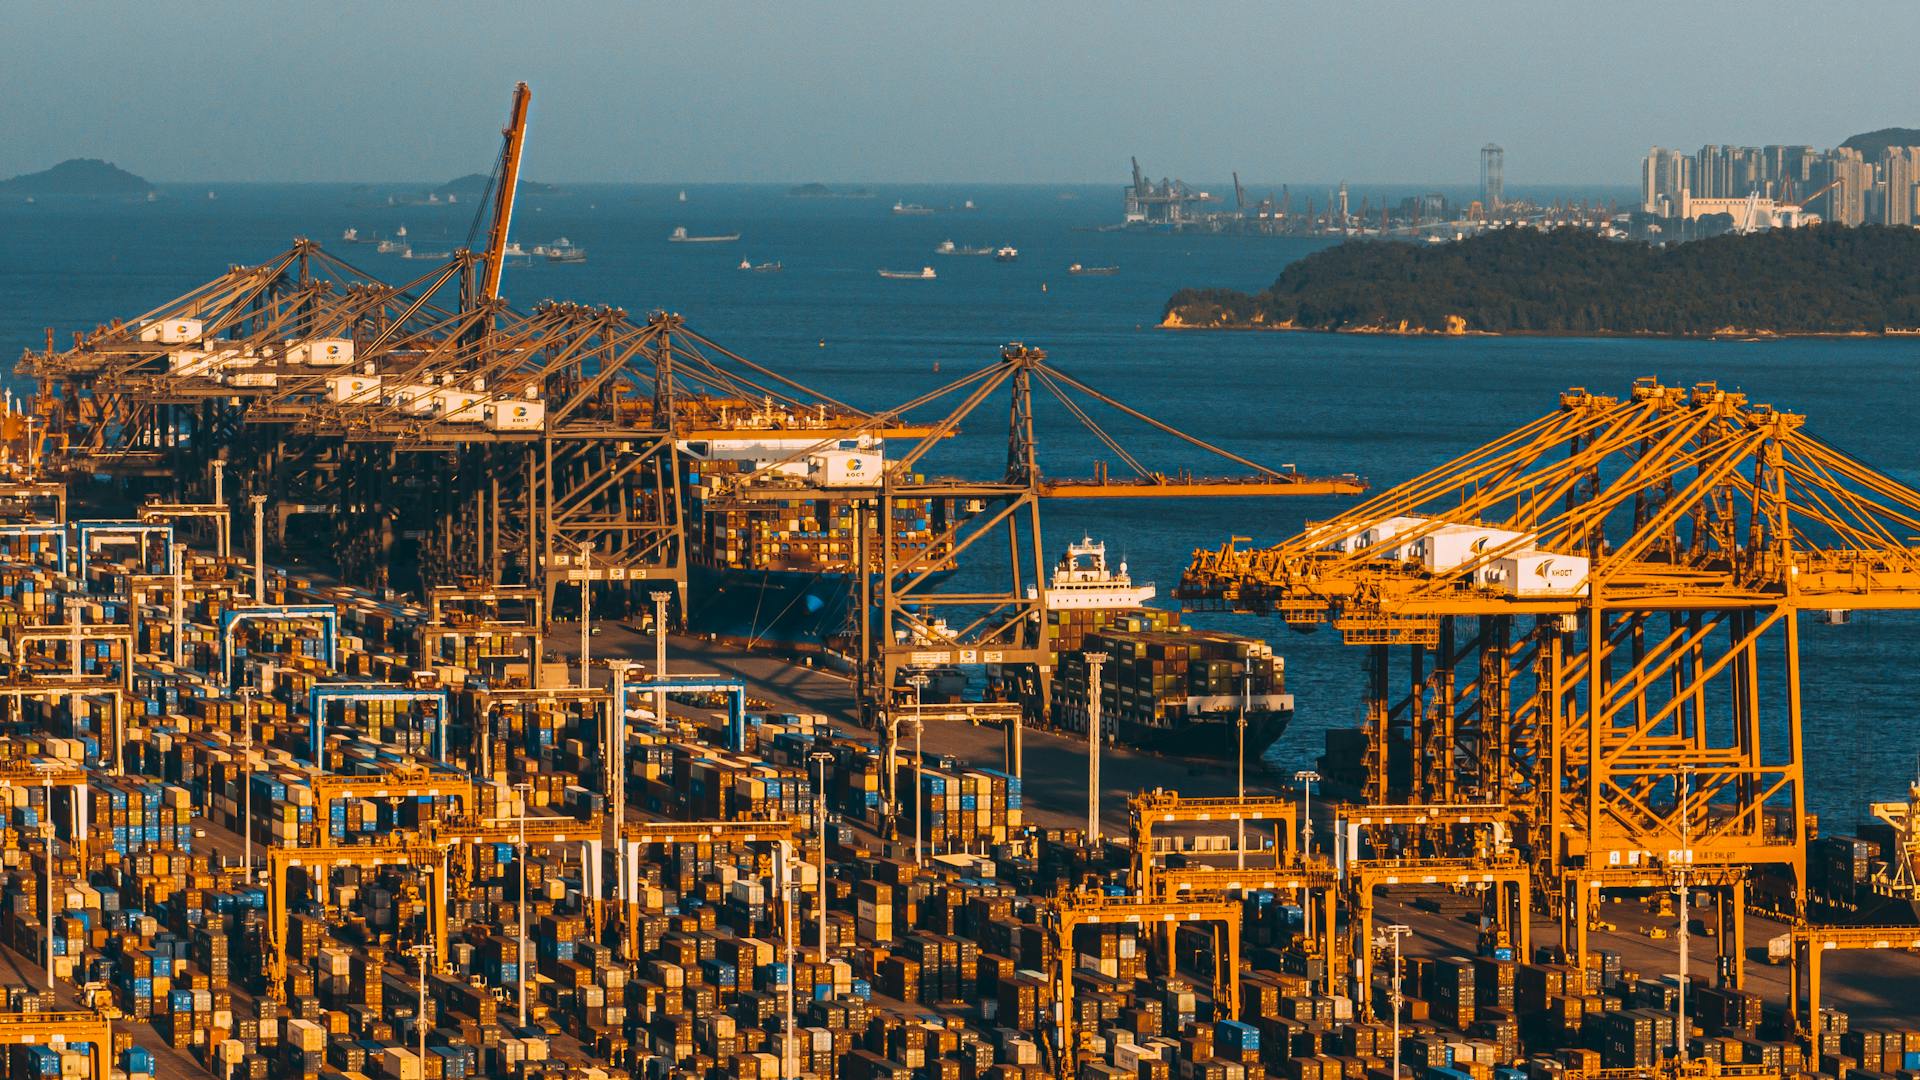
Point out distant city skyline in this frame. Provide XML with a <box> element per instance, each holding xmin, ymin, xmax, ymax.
<box><xmin>6</xmin><ymin>0</ymin><xmax>1920</xmax><ymax>185</ymax></box>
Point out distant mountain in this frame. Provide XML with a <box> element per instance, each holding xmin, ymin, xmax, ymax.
<box><xmin>0</xmin><ymin>158</ymin><xmax>152</xmax><ymax>195</ymax></box>
<box><xmin>433</xmin><ymin>173</ymin><xmax>559</xmax><ymax>197</ymax></box>
<box><xmin>1840</xmin><ymin>128</ymin><xmax>1920</xmax><ymax>159</ymax></box>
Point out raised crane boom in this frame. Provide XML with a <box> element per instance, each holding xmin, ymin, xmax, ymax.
<box><xmin>482</xmin><ymin>81</ymin><xmax>532</xmax><ymax>304</ymax></box>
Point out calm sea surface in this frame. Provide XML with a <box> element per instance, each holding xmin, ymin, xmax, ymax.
<box><xmin>2</xmin><ymin>182</ymin><xmax>1916</xmax><ymax>825</ymax></box>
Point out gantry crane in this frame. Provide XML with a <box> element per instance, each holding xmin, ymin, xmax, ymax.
<box><xmin>616</xmin><ymin>818</ymin><xmax>800</xmax><ymax>957</ymax></box>
<box><xmin>706</xmin><ymin>343</ymin><xmax>1361</xmax><ymax>836</ymax></box>
<box><xmin>266</xmin><ymin>839</ymin><xmax>445</xmax><ymax>992</ymax></box>
<box><xmin>1044</xmin><ymin>889</ymin><xmax>1243</xmax><ymax>1076</ymax></box>
<box><xmin>305</xmin><ymin>766</ymin><xmax>479</xmax><ymax>829</ymax></box>
<box><xmin>1127</xmin><ymin>789</ymin><xmax>1300</xmax><ymax>895</ymax></box>
<box><xmin>1787</xmin><ymin>923</ymin><xmax>1920</xmax><ymax>1037</ymax></box>
<box><xmin>0</xmin><ymin>1012</ymin><xmax>111</xmax><ymax>1080</ymax></box>
<box><xmin>1179</xmin><ymin>379</ymin><xmax>1920</xmax><ymax>975</ymax></box>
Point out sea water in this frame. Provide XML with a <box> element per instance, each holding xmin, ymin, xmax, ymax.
<box><xmin>2</xmin><ymin>182</ymin><xmax>1916</xmax><ymax>825</ymax></box>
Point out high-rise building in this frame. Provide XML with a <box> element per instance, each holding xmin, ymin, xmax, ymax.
<box><xmin>1877</xmin><ymin>147</ymin><xmax>1920</xmax><ymax>226</ymax></box>
<box><xmin>1642</xmin><ymin>147</ymin><xmax>1692</xmax><ymax>214</ymax></box>
<box><xmin>1481</xmin><ymin>144</ymin><xmax>1504</xmax><ymax>211</ymax></box>
<box><xmin>1823</xmin><ymin>148</ymin><xmax>1871</xmax><ymax>226</ymax></box>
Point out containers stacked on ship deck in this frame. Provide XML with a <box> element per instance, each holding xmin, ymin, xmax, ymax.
<box><xmin>1051</xmin><ymin>611</ymin><xmax>1289</xmax><ymax>757</ymax></box>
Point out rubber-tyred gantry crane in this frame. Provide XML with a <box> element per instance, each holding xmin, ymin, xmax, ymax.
<box><xmin>1178</xmin><ymin>378</ymin><xmax>1920</xmax><ymax>974</ymax></box>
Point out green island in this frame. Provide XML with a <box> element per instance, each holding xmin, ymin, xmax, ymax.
<box><xmin>1163</xmin><ymin>224</ymin><xmax>1920</xmax><ymax>336</ymax></box>
<box><xmin>0</xmin><ymin>158</ymin><xmax>152</xmax><ymax>196</ymax></box>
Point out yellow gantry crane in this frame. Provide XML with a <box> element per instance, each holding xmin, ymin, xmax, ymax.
<box><xmin>1043</xmin><ymin>889</ymin><xmax>1243</xmax><ymax>1077</ymax></box>
<box><xmin>1178</xmin><ymin>379</ymin><xmax>1920</xmax><ymax>976</ymax></box>
<box><xmin>266</xmin><ymin>839</ymin><xmax>445</xmax><ymax>993</ymax></box>
<box><xmin>0</xmin><ymin>1012</ymin><xmax>111</xmax><ymax>1079</ymax></box>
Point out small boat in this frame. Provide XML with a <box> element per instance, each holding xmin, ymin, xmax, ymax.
<box><xmin>502</xmin><ymin>241</ymin><xmax>527</xmax><ymax>256</ymax></box>
<box><xmin>878</xmin><ymin>266</ymin><xmax>937</xmax><ymax>280</ymax></box>
<box><xmin>994</xmin><ymin>246</ymin><xmax>1018</xmax><ymax>262</ymax></box>
<box><xmin>891</xmin><ymin>201</ymin><xmax>934</xmax><ymax>215</ymax></box>
<box><xmin>678</xmin><ymin>190</ymin><xmax>688</xmax><ymax>202</ymax></box>
<box><xmin>669</xmin><ymin>226</ymin><xmax>740</xmax><ymax>243</ymax></box>
<box><xmin>738</xmin><ymin>258</ymin><xmax>783</xmax><ymax>272</ymax></box>
<box><xmin>341</xmin><ymin>227</ymin><xmax>363</xmax><ymax>242</ymax></box>
<box><xmin>1068</xmin><ymin>263</ymin><xmax>1119</xmax><ymax>276</ymax></box>
<box><xmin>962</xmin><ymin>199</ymin><xmax>977</xmax><ymax>211</ymax></box>
<box><xmin>404</xmin><ymin>249</ymin><xmax>451</xmax><ymax>260</ymax></box>
<box><xmin>206</xmin><ymin>190</ymin><xmax>216</xmax><ymax>200</ymax></box>
<box><xmin>146</xmin><ymin>191</ymin><xmax>157</xmax><ymax>203</ymax></box>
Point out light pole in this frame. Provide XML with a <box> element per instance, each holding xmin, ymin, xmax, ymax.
<box><xmin>650</xmin><ymin>590</ymin><xmax>672</xmax><ymax>729</ymax></box>
<box><xmin>249</xmin><ymin>494</ymin><xmax>266</xmax><ymax>604</ymax></box>
<box><xmin>1295</xmin><ymin>769</ymin><xmax>1320</xmax><ymax>939</ymax></box>
<box><xmin>239</xmin><ymin>687</ymin><xmax>256</xmax><ymax>882</ymax></box>
<box><xmin>905</xmin><ymin>673</ymin><xmax>929</xmax><ymax>865</ymax></box>
<box><xmin>410</xmin><ymin>942</ymin><xmax>433</xmax><ymax>1067</ymax></box>
<box><xmin>576</xmin><ymin>542</ymin><xmax>593</xmax><ymax>689</ymax></box>
<box><xmin>779</xmin><ymin>839</ymin><xmax>796</xmax><ymax>1079</ymax></box>
<box><xmin>41</xmin><ymin>769</ymin><xmax>52</xmax><ymax>991</ymax></box>
<box><xmin>513</xmin><ymin>781</ymin><xmax>531</xmax><ymax>1027</ymax></box>
<box><xmin>1674</xmin><ymin>764</ymin><xmax>1694</xmax><ymax>1063</ymax></box>
<box><xmin>1084</xmin><ymin>652</ymin><xmax>1108</xmax><ymax>847</ymax></box>
<box><xmin>809</xmin><ymin>750</ymin><xmax>834</xmax><ymax>963</ymax></box>
<box><xmin>1237</xmin><ymin>658</ymin><xmax>1250</xmax><ymax>870</ymax></box>
<box><xmin>1379</xmin><ymin>924</ymin><xmax>1411</xmax><ymax>1079</ymax></box>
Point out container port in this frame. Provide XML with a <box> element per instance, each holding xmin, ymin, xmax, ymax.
<box><xmin>0</xmin><ymin>84</ymin><xmax>1914</xmax><ymax>1080</ymax></box>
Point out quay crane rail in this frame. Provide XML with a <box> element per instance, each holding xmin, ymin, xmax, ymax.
<box><xmin>1175</xmin><ymin>379</ymin><xmax>1920</xmax><ymax>976</ymax></box>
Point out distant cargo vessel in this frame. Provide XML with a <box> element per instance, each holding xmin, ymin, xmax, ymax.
<box><xmin>892</xmin><ymin>201</ymin><xmax>934</xmax><ymax>216</ymax></box>
<box><xmin>1069</xmin><ymin>263</ymin><xmax>1119</xmax><ymax>276</ymax></box>
<box><xmin>934</xmin><ymin>240</ymin><xmax>994</xmax><ymax>256</ymax></box>
<box><xmin>1033</xmin><ymin>538</ymin><xmax>1292</xmax><ymax>760</ymax></box>
<box><xmin>878</xmin><ymin>267</ymin><xmax>936</xmax><ymax>280</ymax></box>
<box><xmin>670</xmin><ymin>226</ymin><xmax>740</xmax><ymax>243</ymax></box>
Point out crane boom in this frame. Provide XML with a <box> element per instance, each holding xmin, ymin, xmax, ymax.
<box><xmin>482</xmin><ymin>82</ymin><xmax>532</xmax><ymax>304</ymax></box>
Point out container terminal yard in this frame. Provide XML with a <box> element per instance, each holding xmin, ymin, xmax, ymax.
<box><xmin>0</xmin><ymin>84</ymin><xmax>1913</xmax><ymax>1080</ymax></box>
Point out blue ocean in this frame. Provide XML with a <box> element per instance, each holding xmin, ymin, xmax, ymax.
<box><xmin>2</xmin><ymin>181</ymin><xmax>1915</xmax><ymax>826</ymax></box>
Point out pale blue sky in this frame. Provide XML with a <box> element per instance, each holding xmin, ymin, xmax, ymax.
<box><xmin>6</xmin><ymin>0</ymin><xmax>1918</xmax><ymax>185</ymax></box>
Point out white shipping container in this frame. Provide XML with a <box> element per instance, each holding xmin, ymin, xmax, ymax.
<box><xmin>389</xmin><ymin>384</ymin><xmax>437</xmax><ymax>415</ymax></box>
<box><xmin>810</xmin><ymin>449</ymin><xmax>883</xmax><ymax>488</ymax></box>
<box><xmin>328</xmin><ymin>375</ymin><xmax>382</xmax><ymax>403</ymax></box>
<box><xmin>485</xmin><ymin>399</ymin><xmax>546</xmax><ymax>431</ymax></box>
<box><xmin>139</xmin><ymin>318</ymin><xmax>203</xmax><ymax>344</ymax></box>
<box><xmin>433</xmin><ymin>389</ymin><xmax>484</xmax><ymax>422</ymax></box>
<box><xmin>226</xmin><ymin>372</ymin><xmax>279</xmax><ymax>388</ymax></box>
<box><xmin>1359</xmin><ymin>515</ymin><xmax>1428</xmax><ymax>560</ymax></box>
<box><xmin>1421</xmin><ymin>524</ymin><xmax>1535</xmax><ymax>577</ymax></box>
<box><xmin>288</xmin><ymin>338</ymin><xmax>354</xmax><ymax>366</ymax></box>
<box><xmin>168</xmin><ymin>350</ymin><xmax>215</xmax><ymax>376</ymax></box>
<box><xmin>1491</xmin><ymin>551</ymin><xmax>1590</xmax><ymax>597</ymax></box>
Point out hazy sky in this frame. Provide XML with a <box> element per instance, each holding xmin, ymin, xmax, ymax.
<box><xmin>7</xmin><ymin>0</ymin><xmax>1920</xmax><ymax>186</ymax></box>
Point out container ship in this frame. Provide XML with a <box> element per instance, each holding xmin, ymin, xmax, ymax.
<box><xmin>681</xmin><ymin>414</ymin><xmax>955</xmax><ymax>650</ymax></box>
<box><xmin>1030</xmin><ymin>538</ymin><xmax>1293</xmax><ymax>760</ymax></box>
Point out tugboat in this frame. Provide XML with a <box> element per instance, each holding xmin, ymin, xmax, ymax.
<box><xmin>994</xmin><ymin>245</ymin><xmax>1019</xmax><ymax>262</ymax></box>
